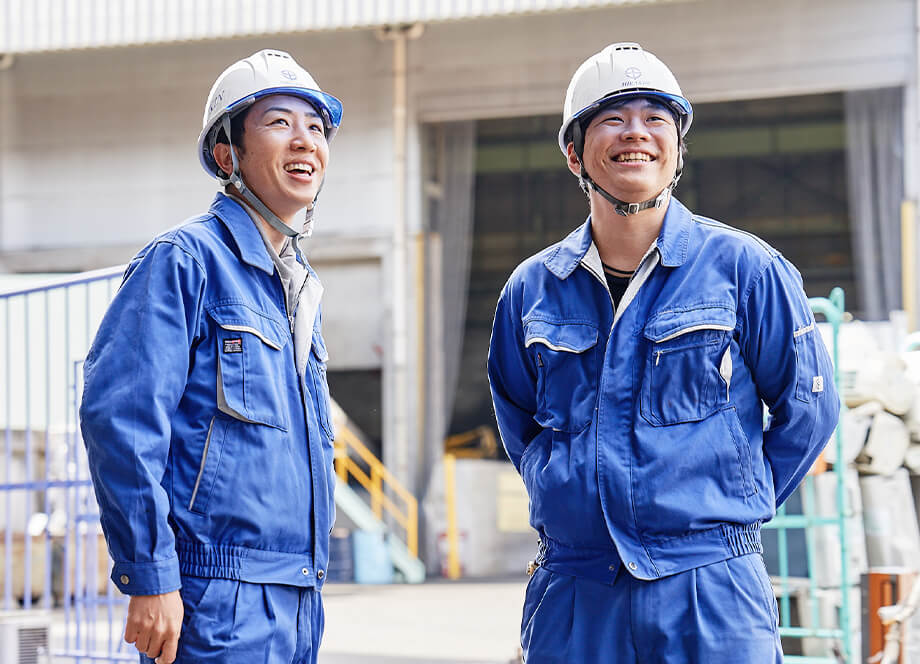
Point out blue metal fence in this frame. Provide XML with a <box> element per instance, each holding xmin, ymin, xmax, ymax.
<box><xmin>1</xmin><ymin>266</ymin><xmax>136</xmax><ymax>662</ymax></box>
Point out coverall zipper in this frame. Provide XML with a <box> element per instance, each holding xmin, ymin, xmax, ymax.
<box><xmin>277</xmin><ymin>272</ymin><xmax>319</xmax><ymax>576</ymax></box>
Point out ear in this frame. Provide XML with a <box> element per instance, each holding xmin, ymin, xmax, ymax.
<box><xmin>213</xmin><ymin>143</ymin><xmax>233</xmax><ymax>176</ymax></box>
<box><xmin>565</xmin><ymin>142</ymin><xmax>582</xmax><ymax>177</ymax></box>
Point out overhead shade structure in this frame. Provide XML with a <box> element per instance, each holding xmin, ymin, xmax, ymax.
<box><xmin>0</xmin><ymin>0</ymin><xmax>678</xmax><ymax>54</ymax></box>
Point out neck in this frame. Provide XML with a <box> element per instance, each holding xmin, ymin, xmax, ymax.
<box><xmin>589</xmin><ymin>190</ymin><xmax>668</xmax><ymax>271</ymax></box>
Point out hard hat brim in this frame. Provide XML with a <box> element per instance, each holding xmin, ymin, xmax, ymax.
<box><xmin>558</xmin><ymin>89</ymin><xmax>693</xmax><ymax>153</ymax></box>
<box><xmin>198</xmin><ymin>86</ymin><xmax>344</xmax><ymax>178</ymax></box>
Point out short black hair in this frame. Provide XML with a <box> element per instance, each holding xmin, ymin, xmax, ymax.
<box><xmin>212</xmin><ymin>106</ymin><xmax>252</xmax><ymax>178</ymax></box>
<box><xmin>214</xmin><ymin>106</ymin><xmax>252</xmax><ymax>152</ymax></box>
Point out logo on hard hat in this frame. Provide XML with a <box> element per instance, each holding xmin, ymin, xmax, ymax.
<box><xmin>208</xmin><ymin>90</ymin><xmax>225</xmax><ymax>114</ymax></box>
<box><xmin>280</xmin><ymin>70</ymin><xmax>298</xmax><ymax>81</ymax></box>
<box><xmin>625</xmin><ymin>67</ymin><xmax>642</xmax><ymax>80</ymax></box>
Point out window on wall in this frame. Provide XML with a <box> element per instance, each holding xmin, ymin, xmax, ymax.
<box><xmin>449</xmin><ymin>93</ymin><xmax>854</xmax><ymax>440</ymax></box>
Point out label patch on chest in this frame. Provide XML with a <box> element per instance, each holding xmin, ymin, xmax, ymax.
<box><xmin>223</xmin><ymin>338</ymin><xmax>243</xmax><ymax>354</ymax></box>
<box><xmin>812</xmin><ymin>376</ymin><xmax>824</xmax><ymax>393</ymax></box>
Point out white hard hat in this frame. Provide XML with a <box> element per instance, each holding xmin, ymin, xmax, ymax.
<box><xmin>197</xmin><ymin>49</ymin><xmax>343</xmax><ymax>178</ymax></box>
<box><xmin>558</xmin><ymin>42</ymin><xmax>692</xmax><ymax>155</ymax></box>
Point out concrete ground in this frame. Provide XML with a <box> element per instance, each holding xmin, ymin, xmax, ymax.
<box><xmin>45</xmin><ymin>576</ymin><xmax>528</xmax><ymax>664</ymax></box>
<box><xmin>320</xmin><ymin>577</ymin><xmax>526</xmax><ymax>664</ymax></box>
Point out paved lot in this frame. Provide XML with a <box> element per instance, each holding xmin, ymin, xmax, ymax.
<box><xmin>46</xmin><ymin>577</ymin><xmax>528</xmax><ymax>663</ymax></box>
<box><xmin>320</xmin><ymin>578</ymin><xmax>526</xmax><ymax>664</ymax></box>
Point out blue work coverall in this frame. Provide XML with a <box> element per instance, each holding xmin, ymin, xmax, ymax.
<box><xmin>80</xmin><ymin>193</ymin><xmax>336</xmax><ymax>663</ymax></box>
<box><xmin>488</xmin><ymin>198</ymin><xmax>840</xmax><ymax>663</ymax></box>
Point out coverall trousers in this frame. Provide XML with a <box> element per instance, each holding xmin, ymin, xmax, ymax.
<box><xmin>521</xmin><ymin>553</ymin><xmax>783</xmax><ymax>663</ymax></box>
<box><xmin>139</xmin><ymin>576</ymin><xmax>324</xmax><ymax>664</ymax></box>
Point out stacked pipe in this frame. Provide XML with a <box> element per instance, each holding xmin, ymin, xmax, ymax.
<box><xmin>828</xmin><ymin>321</ymin><xmax>920</xmax><ymax>662</ymax></box>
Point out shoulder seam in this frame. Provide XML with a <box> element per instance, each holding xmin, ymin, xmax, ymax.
<box><xmin>691</xmin><ymin>216</ymin><xmax>776</xmax><ymax>257</ymax></box>
<box><xmin>149</xmin><ymin>237</ymin><xmax>207</xmax><ymax>274</ymax></box>
<box><xmin>737</xmin><ymin>254</ymin><xmax>780</xmax><ymax>338</ymax></box>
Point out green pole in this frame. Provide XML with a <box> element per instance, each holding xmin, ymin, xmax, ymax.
<box><xmin>808</xmin><ymin>288</ymin><xmax>849</xmax><ymax>661</ymax></box>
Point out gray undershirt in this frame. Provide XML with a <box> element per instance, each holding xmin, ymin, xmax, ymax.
<box><xmin>230</xmin><ymin>194</ymin><xmax>324</xmax><ymax>376</ymax></box>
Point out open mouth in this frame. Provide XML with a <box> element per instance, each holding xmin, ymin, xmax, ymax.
<box><xmin>284</xmin><ymin>162</ymin><xmax>315</xmax><ymax>175</ymax></box>
<box><xmin>612</xmin><ymin>152</ymin><xmax>654</xmax><ymax>163</ymax></box>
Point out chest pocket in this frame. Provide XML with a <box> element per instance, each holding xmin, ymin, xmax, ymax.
<box><xmin>308</xmin><ymin>331</ymin><xmax>336</xmax><ymax>441</ymax></box>
<box><xmin>641</xmin><ymin>307</ymin><xmax>736</xmax><ymax>427</ymax></box>
<box><xmin>524</xmin><ymin>320</ymin><xmax>600</xmax><ymax>433</ymax></box>
<box><xmin>208</xmin><ymin>304</ymin><xmax>291</xmax><ymax>431</ymax></box>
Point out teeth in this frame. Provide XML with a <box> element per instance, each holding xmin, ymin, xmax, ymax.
<box><xmin>614</xmin><ymin>152</ymin><xmax>652</xmax><ymax>162</ymax></box>
<box><xmin>284</xmin><ymin>163</ymin><xmax>313</xmax><ymax>174</ymax></box>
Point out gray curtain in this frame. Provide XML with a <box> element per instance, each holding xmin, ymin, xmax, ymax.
<box><xmin>420</xmin><ymin>121</ymin><xmax>476</xmax><ymax>572</ymax></box>
<box><xmin>432</xmin><ymin>121</ymin><xmax>476</xmax><ymax>432</ymax></box>
<box><xmin>845</xmin><ymin>87</ymin><xmax>904</xmax><ymax>320</ymax></box>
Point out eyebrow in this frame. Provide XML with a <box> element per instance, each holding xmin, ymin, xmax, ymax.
<box><xmin>260</xmin><ymin>106</ymin><xmax>321</xmax><ymax>119</ymax></box>
<box><xmin>604</xmin><ymin>99</ymin><xmax>668</xmax><ymax>113</ymax></box>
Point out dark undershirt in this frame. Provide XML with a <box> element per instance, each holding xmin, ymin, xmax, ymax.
<box><xmin>602</xmin><ymin>263</ymin><xmax>634</xmax><ymax>309</ymax></box>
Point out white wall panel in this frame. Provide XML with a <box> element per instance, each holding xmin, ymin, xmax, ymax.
<box><xmin>0</xmin><ymin>0</ymin><xmax>914</xmax><ymax>259</ymax></box>
<box><xmin>412</xmin><ymin>0</ymin><xmax>915</xmax><ymax>121</ymax></box>
<box><xmin>0</xmin><ymin>30</ymin><xmax>394</xmax><ymax>255</ymax></box>
<box><xmin>0</xmin><ymin>0</ymin><xmax>673</xmax><ymax>54</ymax></box>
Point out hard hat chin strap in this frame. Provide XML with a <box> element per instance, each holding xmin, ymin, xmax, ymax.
<box><xmin>571</xmin><ymin>120</ymin><xmax>682</xmax><ymax>217</ymax></box>
<box><xmin>215</xmin><ymin>115</ymin><xmax>320</xmax><ymax>262</ymax></box>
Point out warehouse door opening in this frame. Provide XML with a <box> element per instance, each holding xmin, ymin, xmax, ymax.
<box><xmin>448</xmin><ymin>91</ymin><xmax>863</xmax><ymax>451</ymax></box>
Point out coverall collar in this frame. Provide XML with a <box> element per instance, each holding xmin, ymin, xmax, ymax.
<box><xmin>210</xmin><ymin>192</ymin><xmax>276</xmax><ymax>275</ymax></box>
<box><xmin>543</xmin><ymin>197</ymin><xmax>692</xmax><ymax>280</ymax></box>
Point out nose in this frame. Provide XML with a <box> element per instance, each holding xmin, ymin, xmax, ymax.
<box><xmin>621</xmin><ymin>115</ymin><xmax>650</xmax><ymax>141</ymax></box>
<box><xmin>290</xmin><ymin>122</ymin><xmax>317</xmax><ymax>152</ymax></box>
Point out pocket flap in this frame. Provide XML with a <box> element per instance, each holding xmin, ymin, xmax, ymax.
<box><xmin>524</xmin><ymin>320</ymin><xmax>598</xmax><ymax>353</ymax></box>
<box><xmin>644</xmin><ymin>306</ymin><xmax>736</xmax><ymax>343</ymax></box>
<box><xmin>311</xmin><ymin>331</ymin><xmax>329</xmax><ymax>363</ymax></box>
<box><xmin>207</xmin><ymin>304</ymin><xmax>289</xmax><ymax>350</ymax></box>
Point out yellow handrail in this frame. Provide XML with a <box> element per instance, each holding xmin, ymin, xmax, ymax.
<box><xmin>445</xmin><ymin>425</ymin><xmax>498</xmax><ymax>458</ymax></box>
<box><xmin>333</xmin><ymin>425</ymin><xmax>419</xmax><ymax>558</ymax></box>
<box><xmin>443</xmin><ymin>453</ymin><xmax>461</xmax><ymax>579</ymax></box>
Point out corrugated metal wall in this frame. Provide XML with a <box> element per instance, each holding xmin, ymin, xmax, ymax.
<box><xmin>0</xmin><ymin>0</ymin><xmax>667</xmax><ymax>54</ymax></box>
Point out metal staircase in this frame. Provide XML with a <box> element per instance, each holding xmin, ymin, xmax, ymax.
<box><xmin>329</xmin><ymin>401</ymin><xmax>425</xmax><ymax>583</ymax></box>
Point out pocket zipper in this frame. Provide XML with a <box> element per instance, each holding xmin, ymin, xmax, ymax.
<box><xmin>719</xmin><ymin>348</ymin><xmax>732</xmax><ymax>401</ymax></box>
<box><xmin>656</xmin><ymin>323</ymin><xmax>734</xmax><ymax>344</ymax></box>
<box><xmin>189</xmin><ymin>416</ymin><xmax>216</xmax><ymax>511</ymax></box>
<box><xmin>653</xmin><ymin>323</ymin><xmax>734</xmax><ymax>366</ymax></box>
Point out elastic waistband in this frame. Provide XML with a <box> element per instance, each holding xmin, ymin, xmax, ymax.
<box><xmin>176</xmin><ymin>539</ymin><xmax>321</xmax><ymax>589</ymax></box>
<box><xmin>721</xmin><ymin>522</ymin><xmax>763</xmax><ymax>557</ymax></box>
<box><xmin>643</xmin><ymin>522</ymin><xmax>763</xmax><ymax>578</ymax></box>
<box><xmin>539</xmin><ymin>522</ymin><xmax>763</xmax><ymax>584</ymax></box>
<box><xmin>539</xmin><ymin>536</ymin><xmax>623</xmax><ymax>586</ymax></box>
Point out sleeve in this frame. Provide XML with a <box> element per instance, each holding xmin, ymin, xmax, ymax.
<box><xmin>487</xmin><ymin>280</ymin><xmax>543</xmax><ymax>472</ymax></box>
<box><xmin>737</xmin><ymin>255</ymin><xmax>841</xmax><ymax>508</ymax></box>
<box><xmin>79</xmin><ymin>241</ymin><xmax>206</xmax><ymax>595</ymax></box>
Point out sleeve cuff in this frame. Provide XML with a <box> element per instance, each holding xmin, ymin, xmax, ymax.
<box><xmin>111</xmin><ymin>556</ymin><xmax>182</xmax><ymax>596</ymax></box>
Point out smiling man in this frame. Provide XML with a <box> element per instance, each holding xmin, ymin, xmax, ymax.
<box><xmin>80</xmin><ymin>50</ymin><xmax>342</xmax><ymax>664</ymax></box>
<box><xmin>488</xmin><ymin>43</ymin><xmax>840</xmax><ymax>663</ymax></box>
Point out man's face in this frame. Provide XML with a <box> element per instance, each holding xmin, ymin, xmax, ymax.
<box><xmin>230</xmin><ymin>94</ymin><xmax>329</xmax><ymax>223</ymax></box>
<box><xmin>568</xmin><ymin>97</ymin><xmax>679</xmax><ymax>205</ymax></box>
